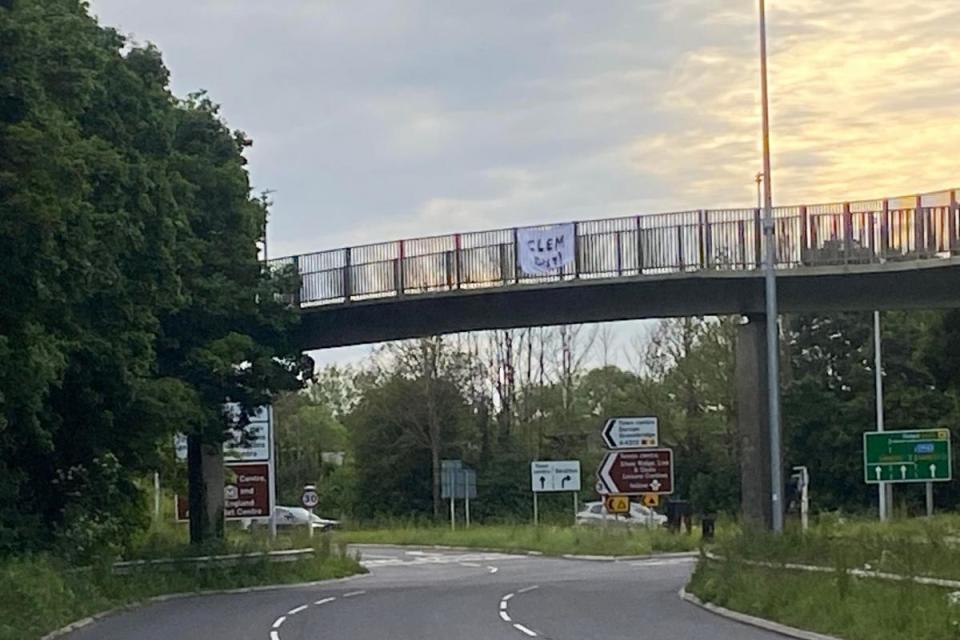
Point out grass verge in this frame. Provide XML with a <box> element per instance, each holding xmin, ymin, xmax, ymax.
<box><xmin>688</xmin><ymin>559</ymin><xmax>960</xmax><ymax>640</ymax></box>
<box><xmin>334</xmin><ymin>523</ymin><xmax>702</xmax><ymax>556</ymax></box>
<box><xmin>0</xmin><ymin>535</ymin><xmax>363</xmax><ymax>640</ymax></box>
<box><xmin>719</xmin><ymin>514</ymin><xmax>960</xmax><ymax>581</ymax></box>
<box><xmin>686</xmin><ymin>515</ymin><xmax>960</xmax><ymax>640</ymax></box>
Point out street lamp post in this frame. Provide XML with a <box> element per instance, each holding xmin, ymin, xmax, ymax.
<box><xmin>758</xmin><ymin>0</ymin><xmax>784</xmax><ymax>532</ymax></box>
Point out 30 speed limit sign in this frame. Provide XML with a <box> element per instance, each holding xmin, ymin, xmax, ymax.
<box><xmin>301</xmin><ymin>485</ymin><xmax>319</xmax><ymax>509</ymax></box>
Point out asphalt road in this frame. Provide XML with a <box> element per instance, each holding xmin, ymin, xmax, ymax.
<box><xmin>63</xmin><ymin>546</ymin><xmax>783</xmax><ymax>640</ymax></box>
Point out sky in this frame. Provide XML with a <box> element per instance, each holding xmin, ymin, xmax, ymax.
<box><xmin>89</xmin><ymin>0</ymin><xmax>960</xmax><ymax>368</ymax></box>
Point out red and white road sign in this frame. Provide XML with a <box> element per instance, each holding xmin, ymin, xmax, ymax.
<box><xmin>597</xmin><ymin>448</ymin><xmax>673</xmax><ymax>495</ymax></box>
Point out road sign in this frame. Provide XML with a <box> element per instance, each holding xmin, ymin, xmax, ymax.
<box><xmin>604</xmin><ymin>495</ymin><xmax>630</xmax><ymax>514</ymax></box>
<box><xmin>179</xmin><ymin>462</ymin><xmax>274</xmax><ymax>522</ymax></box>
<box><xmin>641</xmin><ymin>494</ymin><xmax>660</xmax><ymax>508</ymax></box>
<box><xmin>301</xmin><ymin>485</ymin><xmax>319</xmax><ymax>509</ymax></box>
<box><xmin>601</xmin><ymin>417</ymin><xmax>659</xmax><ymax>449</ymax></box>
<box><xmin>597</xmin><ymin>448</ymin><xmax>674</xmax><ymax>495</ymax></box>
<box><xmin>442</xmin><ymin>461</ymin><xmax>477</xmax><ymax>499</ymax></box>
<box><xmin>863</xmin><ymin>429</ymin><xmax>952</xmax><ymax>484</ymax></box>
<box><xmin>530</xmin><ymin>460</ymin><xmax>582</xmax><ymax>492</ymax></box>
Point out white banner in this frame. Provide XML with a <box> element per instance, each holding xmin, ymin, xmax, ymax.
<box><xmin>517</xmin><ymin>223</ymin><xmax>575</xmax><ymax>275</ymax></box>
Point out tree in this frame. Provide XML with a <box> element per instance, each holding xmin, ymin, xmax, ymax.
<box><xmin>0</xmin><ymin>0</ymin><xmax>302</xmax><ymax>551</ymax></box>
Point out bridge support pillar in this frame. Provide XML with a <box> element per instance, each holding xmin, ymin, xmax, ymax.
<box><xmin>737</xmin><ymin>314</ymin><xmax>782</xmax><ymax>530</ymax></box>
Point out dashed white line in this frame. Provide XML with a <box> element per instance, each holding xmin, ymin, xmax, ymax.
<box><xmin>513</xmin><ymin>623</ymin><xmax>538</xmax><ymax>637</ymax></box>
<box><xmin>498</xmin><ymin>587</ymin><xmax>541</xmax><ymax>637</ymax></box>
<box><xmin>488</xmin><ymin>566</ymin><xmax>499</xmax><ymax>574</ymax></box>
<box><xmin>271</xmin><ymin>591</ymin><xmax>369</xmax><ymax>639</ymax></box>
<box><xmin>459</xmin><ymin>562</ymin><xmax>482</xmax><ymax>568</ymax></box>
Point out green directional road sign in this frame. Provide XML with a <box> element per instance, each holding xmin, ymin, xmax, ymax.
<box><xmin>863</xmin><ymin>429</ymin><xmax>952</xmax><ymax>484</ymax></box>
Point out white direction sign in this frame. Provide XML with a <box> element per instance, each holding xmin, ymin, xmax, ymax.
<box><xmin>530</xmin><ymin>460</ymin><xmax>581</xmax><ymax>493</ymax></box>
<box><xmin>601</xmin><ymin>416</ymin><xmax>658</xmax><ymax>449</ymax></box>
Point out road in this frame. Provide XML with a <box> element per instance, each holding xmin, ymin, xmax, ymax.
<box><xmin>63</xmin><ymin>546</ymin><xmax>782</xmax><ymax>640</ymax></box>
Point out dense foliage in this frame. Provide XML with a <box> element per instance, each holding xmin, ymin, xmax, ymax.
<box><xmin>0</xmin><ymin>0</ymin><xmax>300</xmax><ymax>555</ymax></box>
<box><xmin>281</xmin><ymin>311</ymin><xmax>960</xmax><ymax>523</ymax></box>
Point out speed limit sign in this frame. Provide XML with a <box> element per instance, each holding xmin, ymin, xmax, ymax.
<box><xmin>301</xmin><ymin>484</ymin><xmax>319</xmax><ymax>509</ymax></box>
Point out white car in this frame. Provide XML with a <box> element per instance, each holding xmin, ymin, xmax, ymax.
<box><xmin>241</xmin><ymin>506</ymin><xmax>340</xmax><ymax>532</ymax></box>
<box><xmin>576</xmin><ymin>501</ymin><xmax>667</xmax><ymax>527</ymax></box>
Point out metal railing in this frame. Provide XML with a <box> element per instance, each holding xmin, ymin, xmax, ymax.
<box><xmin>269</xmin><ymin>189</ymin><xmax>959</xmax><ymax>307</ymax></box>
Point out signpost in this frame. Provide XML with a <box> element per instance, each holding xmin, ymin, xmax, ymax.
<box><xmin>530</xmin><ymin>460</ymin><xmax>582</xmax><ymax>525</ymax></box>
<box><xmin>601</xmin><ymin>417</ymin><xmax>659</xmax><ymax>449</ymax></box>
<box><xmin>597</xmin><ymin>448</ymin><xmax>674</xmax><ymax>496</ymax></box>
<box><xmin>863</xmin><ymin>429</ymin><xmax>951</xmax><ymax>483</ymax></box>
<box><xmin>604</xmin><ymin>494</ymin><xmax>630</xmax><ymax>514</ymax></box>
<box><xmin>864</xmin><ymin>429</ymin><xmax>951</xmax><ymax>516</ymax></box>
<box><xmin>442</xmin><ymin>460</ymin><xmax>478</xmax><ymax>529</ymax></box>
<box><xmin>301</xmin><ymin>484</ymin><xmax>319</xmax><ymax>538</ymax></box>
<box><xmin>174</xmin><ymin>404</ymin><xmax>276</xmax><ymax>535</ymax></box>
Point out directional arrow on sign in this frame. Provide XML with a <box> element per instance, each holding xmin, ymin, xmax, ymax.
<box><xmin>597</xmin><ymin>448</ymin><xmax>673</xmax><ymax>496</ymax></box>
<box><xmin>539</xmin><ymin>476</ymin><xmax>546</xmax><ymax>490</ymax></box>
<box><xmin>561</xmin><ymin>475</ymin><xmax>571</xmax><ymax>489</ymax></box>
<box><xmin>601</xmin><ymin>417</ymin><xmax>658</xmax><ymax>449</ymax></box>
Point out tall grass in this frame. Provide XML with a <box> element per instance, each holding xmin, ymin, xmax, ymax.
<box><xmin>723</xmin><ymin>513</ymin><xmax>960</xmax><ymax>580</ymax></box>
<box><xmin>687</xmin><ymin>514</ymin><xmax>960</xmax><ymax>640</ymax></box>
<box><xmin>689</xmin><ymin>561</ymin><xmax>960</xmax><ymax>640</ymax></box>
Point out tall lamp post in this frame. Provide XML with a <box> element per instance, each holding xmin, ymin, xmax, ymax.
<box><xmin>758</xmin><ymin>0</ymin><xmax>784</xmax><ymax>532</ymax></box>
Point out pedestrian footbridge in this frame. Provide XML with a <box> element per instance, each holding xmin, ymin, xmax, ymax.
<box><xmin>269</xmin><ymin>188</ymin><xmax>960</xmax><ymax>349</ymax></box>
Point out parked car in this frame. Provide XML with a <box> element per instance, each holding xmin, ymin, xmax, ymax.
<box><xmin>576</xmin><ymin>500</ymin><xmax>667</xmax><ymax>527</ymax></box>
<box><xmin>241</xmin><ymin>506</ymin><xmax>340</xmax><ymax>532</ymax></box>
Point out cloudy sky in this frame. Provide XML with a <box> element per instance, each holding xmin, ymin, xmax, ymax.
<box><xmin>89</xmin><ymin>0</ymin><xmax>959</xmax><ymax>366</ymax></box>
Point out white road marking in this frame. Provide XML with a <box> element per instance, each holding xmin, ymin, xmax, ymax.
<box><xmin>502</xmin><ymin>593</ymin><xmax>515</xmax><ymax>601</ymax></box>
<box><xmin>459</xmin><ymin>562</ymin><xmax>482</xmax><ymax>568</ymax></box>
<box><xmin>270</xmin><ymin>632</ymin><xmax>280</xmax><ymax>640</ymax></box>
<box><xmin>629</xmin><ymin>557</ymin><xmax>697</xmax><ymax>567</ymax></box>
<box><xmin>314</xmin><ymin>597</ymin><xmax>336</xmax><ymax>605</ymax></box>
<box><xmin>500</xmin><ymin>610</ymin><xmax>512</xmax><ymax>622</ymax></box>
<box><xmin>517</xmin><ymin>585</ymin><xmax>540</xmax><ymax>594</ymax></box>
<box><xmin>500</xmin><ymin>601</ymin><xmax>508</xmax><ymax>610</ymax></box>
<box><xmin>362</xmin><ymin>551</ymin><xmax>520</xmax><ymax>569</ymax></box>
<box><xmin>272</xmin><ymin>616</ymin><xmax>286</xmax><ymax>629</ymax></box>
<box><xmin>488</xmin><ymin>566</ymin><xmax>499</xmax><ymax>574</ymax></box>
<box><xmin>287</xmin><ymin>605</ymin><xmax>308</xmax><ymax>616</ymax></box>
<box><xmin>513</xmin><ymin>623</ymin><xmax>538</xmax><ymax>637</ymax></box>
<box><xmin>343</xmin><ymin>590</ymin><xmax>366</xmax><ymax>598</ymax></box>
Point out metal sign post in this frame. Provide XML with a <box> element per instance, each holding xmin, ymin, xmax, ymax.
<box><xmin>301</xmin><ymin>483</ymin><xmax>319</xmax><ymax>539</ymax></box>
<box><xmin>874</xmin><ymin>310</ymin><xmax>890</xmax><ymax>522</ymax></box>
